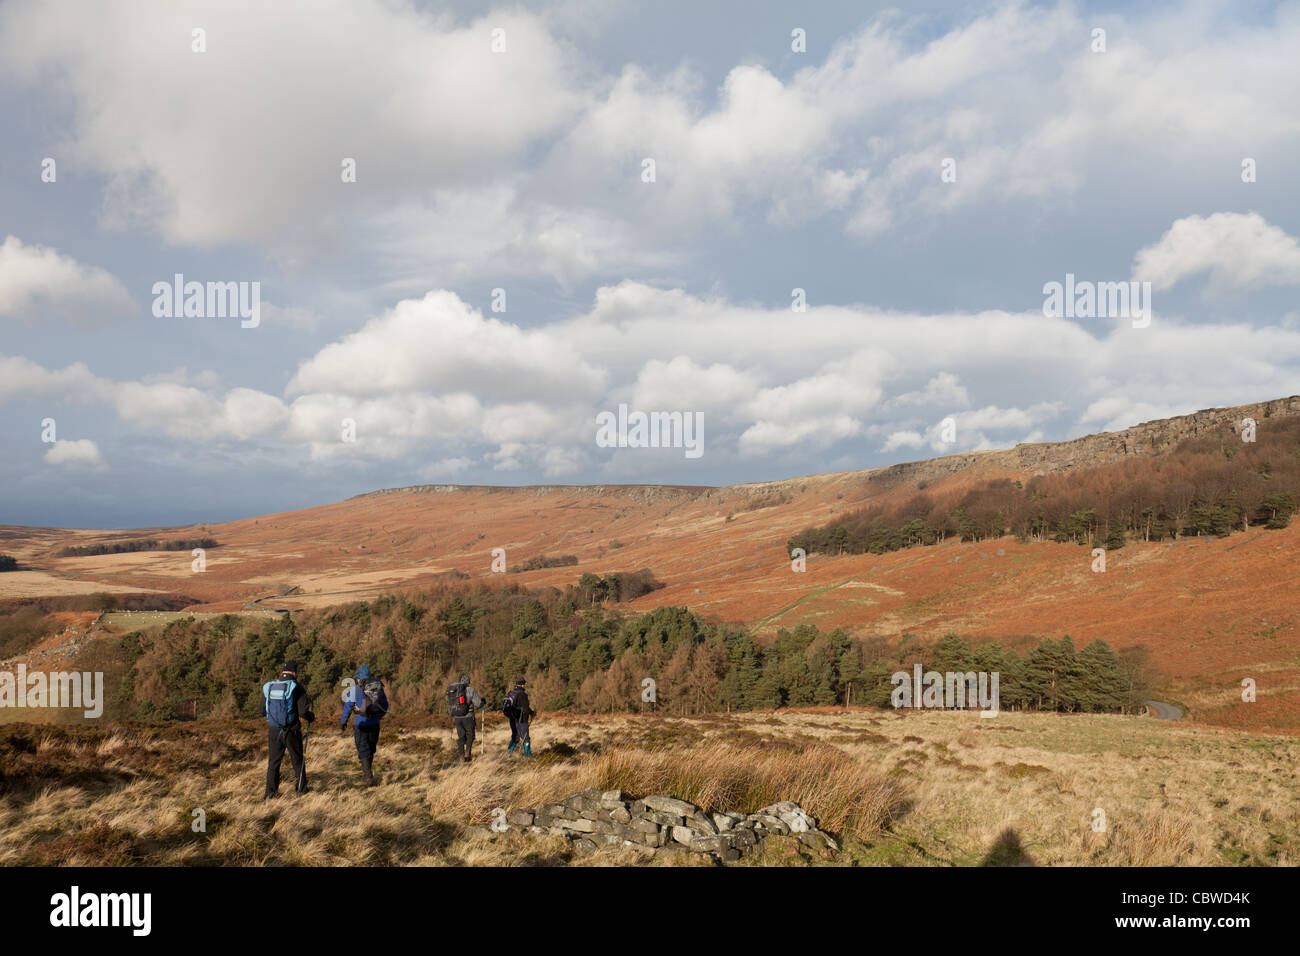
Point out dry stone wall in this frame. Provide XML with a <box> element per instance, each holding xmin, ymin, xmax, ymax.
<box><xmin>503</xmin><ymin>788</ymin><xmax>838</xmax><ymax>862</ymax></box>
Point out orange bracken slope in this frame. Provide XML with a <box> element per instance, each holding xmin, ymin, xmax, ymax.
<box><xmin>2</xmin><ymin>396</ymin><xmax>1297</xmax><ymax>731</ymax></box>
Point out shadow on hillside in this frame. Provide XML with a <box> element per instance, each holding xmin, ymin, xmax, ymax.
<box><xmin>980</xmin><ymin>828</ymin><xmax>1036</xmax><ymax>867</ymax></box>
<box><xmin>494</xmin><ymin>844</ymin><xmax>578</xmax><ymax>867</ymax></box>
<box><xmin>422</xmin><ymin>819</ymin><xmax>460</xmax><ymax>855</ymax></box>
<box><xmin>0</xmin><ymin>769</ymin><xmax>137</xmax><ymax>797</ymax></box>
<box><xmin>890</xmin><ymin>797</ymin><xmax>917</xmax><ymax>823</ymax></box>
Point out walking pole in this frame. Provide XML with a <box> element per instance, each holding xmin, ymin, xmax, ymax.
<box><xmin>298</xmin><ymin>720</ymin><xmax>310</xmax><ymax>791</ymax></box>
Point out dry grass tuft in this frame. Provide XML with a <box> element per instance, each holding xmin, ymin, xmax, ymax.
<box><xmin>582</xmin><ymin>740</ymin><xmax>908</xmax><ymax>840</ymax></box>
<box><xmin>1110</xmin><ymin>813</ymin><xmax>1197</xmax><ymax>866</ymax></box>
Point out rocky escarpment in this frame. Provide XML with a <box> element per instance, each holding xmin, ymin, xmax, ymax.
<box><xmin>1010</xmin><ymin>395</ymin><xmax>1300</xmax><ymax>471</ymax></box>
<box><xmin>352</xmin><ymin>483</ymin><xmax>715</xmax><ymax>505</ymax></box>
<box><xmin>353</xmin><ymin>396</ymin><xmax>1300</xmax><ymax>501</ymax></box>
<box><xmin>499</xmin><ymin>788</ymin><xmax>838</xmax><ymax>863</ymax></box>
<box><xmin>868</xmin><ymin>395</ymin><xmax>1300</xmax><ymax>490</ymax></box>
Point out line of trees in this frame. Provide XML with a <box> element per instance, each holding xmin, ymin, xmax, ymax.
<box><xmin>791</xmin><ymin>418</ymin><xmax>1300</xmax><ymax>556</ymax></box>
<box><xmin>508</xmin><ymin>554</ymin><xmax>578</xmax><ymax>573</ymax></box>
<box><xmin>0</xmin><ymin>554</ymin><xmax>17</xmax><ymax>572</ymax></box>
<box><xmin>97</xmin><ymin>580</ymin><xmax>1150</xmax><ymax>721</ymax></box>
<box><xmin>58</xmin><ymin>537</ymin><xmax>218</xmax><ymax>558</ymax></box>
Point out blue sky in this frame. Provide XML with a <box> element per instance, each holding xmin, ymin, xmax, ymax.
<box><xmin>2</xmin><ymin>0</ymin><xmax>1299</xmax><ymax>528</ymax></box>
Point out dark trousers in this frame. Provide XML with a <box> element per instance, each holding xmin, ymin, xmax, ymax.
<box><xmin>266</xmin><ymin>723</ymin><xmax>306</xmax><ymax>796</ymax></box>
<box><xmin>353</xmin><ymin>723</ymin><xmax>380</xmax><ymax>761</ymax></box>
<box><xmin>509</xmin><ymin>718</ymin><xmax>530</xmax><ymax>745</ymax></box>
<box><xmin>454</xmin><ymin>715</ymin><xmax>476</xmax><ymax>757</ymax></box>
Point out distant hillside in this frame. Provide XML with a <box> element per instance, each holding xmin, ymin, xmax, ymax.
<box><xmin>1</xmin><ymin>396</ymin><xmax>1298</xmax><ymax>732</ymax></box>
<box><xmin>353</xmin><ymin>395</ymin><xmax>1300</xmax><ymax>499</ymax></box>
<box><xmin>793</xmin><ymin>407</ymin><xmax>1300</xmax><ymax>555</ymax></box>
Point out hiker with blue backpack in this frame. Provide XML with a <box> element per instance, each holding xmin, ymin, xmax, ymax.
<box><xmin>342</xmin><ymin>665</ymin><xmax>389</xmax><ymax>786</ymax></box>
<box><xmin>261</xmin><ymin>660</ymin><xmax>315</xmax><ymax>800</ymax></box>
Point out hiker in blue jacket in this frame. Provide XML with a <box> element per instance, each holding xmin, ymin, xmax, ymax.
<box><xmin>342</xmin><ymin>665</ymin><xmax>388</xmax><ymax>787</ymax></box>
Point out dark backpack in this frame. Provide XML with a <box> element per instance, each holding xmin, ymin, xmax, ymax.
<box><xmin>447</xmin><ymin>682</ymin><xmax>470</xmax><ymax>718</ymax></box>
<box><xmin>263</xmin><ymin>679</ymin><xmax>298</xmax><ymax>729</ymax></box>
<box><xmin>502</xmin><ymin>688</ymin><xmax>521</xmax><ymax>720</ymax></box>
<box><xmin>358</xmin><ymin>678</ymin><xmax>387</xmax><ymax>719</ymax></box>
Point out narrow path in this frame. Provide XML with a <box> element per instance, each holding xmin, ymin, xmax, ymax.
<box><xmin>752</xmin><ymin>576</ymin><xmax>903</xmax><ymax>630</ymax></box>
<box><xmin>751</xmin><ymin>577</ymin><xmax>853</xmax><ymax>629</ymax></box>
<box><xmin>243</xmin><ymin>588</ymin><xmax>299</xmax><ymax>614</ymax></box>
<box><xmin>1144</xmin><ymin>699</ymin><xmax>1183</xmax><ymax>721</ymax></box>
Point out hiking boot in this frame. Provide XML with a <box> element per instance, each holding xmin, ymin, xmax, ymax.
<box><xmin>361</xmin><ymin>756</ymin><xmax>374</xmax><ymax>787</ymax></box>
<box><xmin>522</xmin><ymin>742</ymin><xmax>532</xmax><ymax>757</ymax></box>
<box><xmin>507</xmin><ymin>741</ymin><xmax>516</xmax><ymax>753</ymax></box>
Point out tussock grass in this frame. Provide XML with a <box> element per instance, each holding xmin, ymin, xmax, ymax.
<box><xmin>1</xmin><ymin>709</ymin><xmax>1296</xmax><ymax>866</ymax></box>
<box><xmin>417</xmin><ymin>735</ymin><xmax>907</xmax><ymax>841</ymax></box>
<box><xmin>584</xmin><ymin>741</ymin><xmax>907</xmax><ymax>839</ymax></box>
<box><xmin>1110</xmin><ymin>813</ymin><xmax>1197</xmax><ymax>866</ymax></box>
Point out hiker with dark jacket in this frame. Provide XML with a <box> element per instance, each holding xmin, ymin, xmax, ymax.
<box><xmin>261</xmin><ymin>660</ymin><xmax>315</xmax><ymax>799</ymax></box>
<box><xmin>447</xmin><ymin>674</ymin><xmax>483</xmax><ymax>763</ymax></box>
<box><xmin>341</xmin><ymin>665</ymin><xmax>388</xmax><ymax>786</ymax></box>
<box><xmin>504</xmin><ymin>676</ymin><xmax>534</xmax><ymax>757</ymax></box>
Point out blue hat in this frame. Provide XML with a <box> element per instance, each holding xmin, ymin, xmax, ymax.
<box><xmin>355</xmin><ymin>665</ymin><xmax>371</xmax><ymax>680</ymax></box>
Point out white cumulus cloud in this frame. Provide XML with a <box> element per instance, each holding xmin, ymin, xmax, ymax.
<box><xmin>44</xmin><ymin>439</ymin><xmax>106</xmax><ymax>469</ymax></box>
<box><xmin>1133</xmin><ymin>212</ymin><xmax>1300</xmax><ymax>292</ymax></box>
<box><xmin>0</xmin><ymin>236</ymin><xmax>134</xmax><ymax>322</ymax></box>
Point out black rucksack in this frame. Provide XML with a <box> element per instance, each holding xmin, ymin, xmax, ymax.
<box><xmin>358</xmin><ymin>678</ymin><xmax>386</xmax><ymax>719</ymax></box>
<box><xmin>502</xmin><ymin>688</ymin><xmax>521</xmax><ymax>720</ymax></box>
<box><xmin>447</xmin><ymin>682</ymin><xmax>470</xmax><ymax>718</ymax></box>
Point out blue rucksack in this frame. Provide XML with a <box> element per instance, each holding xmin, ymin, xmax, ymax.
<box><xmin>263</xmin><ymin>679</ymin><xmax>299</xmax><ymax>728</ymax></box>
